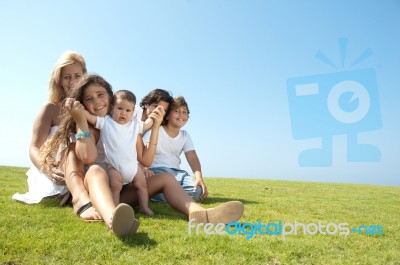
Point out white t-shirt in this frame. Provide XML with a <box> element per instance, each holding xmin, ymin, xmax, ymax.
<box><xmin>95</xmin><ymin>115</ymin><xmax>141</xmax><ymax>184</ymax></box>
<box><xmin>142</xmin><ymin>126</ymin><xmax>195</xmax><ymax>169</ymax></box>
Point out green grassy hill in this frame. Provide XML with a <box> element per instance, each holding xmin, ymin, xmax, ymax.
<box><xmin>1</xmin><ymin>166</ymin><xmax>399</xmax><ymax>264</ymax></box>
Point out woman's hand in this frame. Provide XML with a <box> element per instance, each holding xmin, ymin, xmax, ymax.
<box><xmin>42</xmin><ymin>162</ymin><xmax>65</xmax><ymax>185</ymax></box>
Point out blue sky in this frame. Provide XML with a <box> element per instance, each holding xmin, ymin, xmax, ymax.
<box><xmin>1</xmin><ymin>0</ymin><xmax>399</xmax><ymax>186</ymax></box>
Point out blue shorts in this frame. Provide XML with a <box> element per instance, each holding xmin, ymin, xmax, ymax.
<box><xmin>150</xmin><ymin>167</ymin><xmax>202</xmax><ymax>202</ymax></box>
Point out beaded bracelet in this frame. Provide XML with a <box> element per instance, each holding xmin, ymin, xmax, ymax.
<box><xmin>75</xmin><ymin>131</ymin><xmax>91</xmax><ymax>140</ymax></box>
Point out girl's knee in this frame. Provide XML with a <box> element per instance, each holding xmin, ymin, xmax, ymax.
<box><xmin>86</xmin><ymin>165</ymin><xmax>108</xmax><ymax>181</ymax></box>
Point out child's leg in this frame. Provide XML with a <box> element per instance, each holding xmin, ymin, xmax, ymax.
<box><xmin>107</xmin><ymin>167</ymin><xmax>123</xmax><ymax>205</ymax></box>
<box><xmin>132</xmin><ymin>166</ymin><xmax>154</xmax><ymax>216</ymax></box>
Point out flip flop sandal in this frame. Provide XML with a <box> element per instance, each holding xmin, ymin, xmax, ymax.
<box><xmin>76</xmin><ymin>202</ymin><xmax>103</xmax><ymax>222</ymax></box>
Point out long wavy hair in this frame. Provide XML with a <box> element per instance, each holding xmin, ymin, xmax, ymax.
<box><xmin>40</xmin><ymin>74</ymin><xmax>113</xmax><ymax>171</ymax></box>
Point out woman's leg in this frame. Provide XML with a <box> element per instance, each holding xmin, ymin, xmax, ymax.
<box><xmin>64</xmin><ymin>151</ymin><xmax>101</xmax><ymax>220</ymax></box>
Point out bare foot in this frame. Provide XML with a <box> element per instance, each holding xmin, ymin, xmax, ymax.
<box><xmin>73</xmin><ymin>195</ymin><xmax>102</xmax><ymax>221</ymax></box>
<box><xmin>140</xmin><ymin>207</ymin><xmax>155</xmax><ymax>217</ymax></box>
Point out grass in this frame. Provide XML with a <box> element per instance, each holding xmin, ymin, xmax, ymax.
<box><xmin>1</xmin><ymin>165</ymin><xmax>399</xmax><ymax>265</ymax></box>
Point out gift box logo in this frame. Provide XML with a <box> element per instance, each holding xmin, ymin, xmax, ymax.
<box><xmin>287</xmin><ymin>39</ymin><xmax>382</xmax><ymax>167</ymax></box>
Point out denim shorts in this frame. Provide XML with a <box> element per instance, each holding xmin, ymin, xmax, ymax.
<box><xmin>150</xmin><ymin>167</ymin><xmax>202</xmax><ymax>202</ymax></box>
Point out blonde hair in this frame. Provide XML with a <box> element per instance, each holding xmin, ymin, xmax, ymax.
<box><xmin>48</xmin><ymin>51</ymin><xmax>87</xmax><ymax>103</ymax></box>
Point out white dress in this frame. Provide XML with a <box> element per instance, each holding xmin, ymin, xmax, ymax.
<box><xmin>12</xmin><ymin>126</ymin><xmax>68</xmax><ymax>204</ymax></box>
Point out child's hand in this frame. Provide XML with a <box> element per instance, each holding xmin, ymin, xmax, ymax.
<box><xmin>194</xmin><ymin>178</ymin><xmax>208</xmax><ymax>200</ymax></box>
<box><xmin>149</xmin><ymin>106</ymin><xmax>165</xmax><ymax>127</ymax></box>
<box><xmin>65</xmin><ymin>98</ymin><xmax>86</xmax><ymax>123</ymax></box>
<box><xmin>156</xmin><ymin>105</ymin><xmax>166</xmax><ymax>117</ymax></box>
<box><xmin>143</xmin><ymin>167</ymin><xmax>155</xmax><ymax>178</ymax></box>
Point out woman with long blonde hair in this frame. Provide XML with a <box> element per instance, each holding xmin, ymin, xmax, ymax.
<box><xmin>12</xmin><ymin>51</ymin><xmax>100</xmax><ymax>221</ymax></box>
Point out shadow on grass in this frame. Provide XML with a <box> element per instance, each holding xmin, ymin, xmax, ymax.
<box><xmin>119</xmin><ymin>232</ymin><xmax>158</xmax><ymax>247</ymax></box>
<box><xmin>36</xmin><ymin>196</ymin><xmax>66</xmax><ymax>208</ymax></box>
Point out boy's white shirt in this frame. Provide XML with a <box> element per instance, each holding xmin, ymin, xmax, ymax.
<box><xmin>142</xmin><ymin>126</ymin><xmax>195</xmax><ymax>169</ymax></box>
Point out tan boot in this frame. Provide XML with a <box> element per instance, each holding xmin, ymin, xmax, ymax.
<box><xmin>189</xmin><ymin>201</ymin><xmax>244</xmax><ymax>224</ymax></box>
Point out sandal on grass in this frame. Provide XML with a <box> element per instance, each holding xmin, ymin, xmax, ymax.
<box><xmin>189</xmin><ymin>201</ymin><xmax>244</xmax><ymax>225</ymax></box>
<box><xmin>112</xmin><ymin>203</ymin><xmax>140</xmax><ymax>237</ymax></box>
<box><xmin>76</xmin><ymin>202</ymin><xmax>102</xmax><ymax>222</ymax></box>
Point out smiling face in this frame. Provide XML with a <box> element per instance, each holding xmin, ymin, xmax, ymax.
<box><xmin>166</xmin><ymin>105</ymin><xmax>189</xmax><ymax>128</ymax></box>
<box><xmin>111</xmin><ymin>98</ymin><xmax>135</xmax><ymax>125</ymax></box>
<box><xmin>60</xmin><ymin>63</ymin><xmax>85</xmax><ymax>95</ymax></box>
<box><xmin>82</xmin><ymin>85</ymin><xmax>111</xmax><ymax>117</ymax></box>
